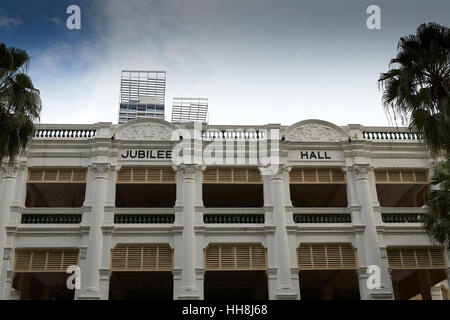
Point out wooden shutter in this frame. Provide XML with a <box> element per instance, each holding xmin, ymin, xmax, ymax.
<box><xmin>13</xmin><ymin>249</ymin><xmax>79</xmax><ymax>272</ymax></box>
<box><xmin>203</xmin><ymin>168</ymin><xmax>262</xmax><ymax>184</ymax></box>
<box><xmin>27</xmin><ymin>168</ymin><xmax>87</xmax><ymax>183</ymax></box>
<box><xmin>204</xmin><ymin>244</ymin><xmax>267</xmax><ymax>270</ymax></box>
<box><xmin>374</xmin><ymin>170</ymin><xmax>429</xmax><ymax>184</ymax></box>
<box><xmin>110</xmin><ymin>244</ymin><xmax>173</xmax><ymax>271</ymax></box>
<box><xmin>289</xmin><ymin>168</ymin><xmax>346</xmax><ymax>184</ymax></box>
<box><xmin>297</xmin><ymin>244</ymin><xmax>358</xmax><ymax>270</ymax></box>
<box><xmin>387</xmin><ymin>248</ymin><xmax>447</xmax><ymax>270</ymax></box>
<box><xmin>117</xmin><ymin>167</ymin><xmax>176</xmax><ymax>184</ymax></box>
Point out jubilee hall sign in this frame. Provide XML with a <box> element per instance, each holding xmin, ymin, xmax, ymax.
<box><xmin>121</xmin><ymin>149</ymin><xmax>339</xmax><ymax>161</ymax></box>
<box><xmin>121</xmin><ymin>149</ymin><xmax>173</xmax><ymax>160</ymax></box>
<box><xmin>289</xmin><ymin>150</ymin><xmax>344</xmax><ymax>161</ymax></box>
<box><xmin>300</xmin><ymin>151</ymin><xmax>331</xmax><ymax>160</ymax></box>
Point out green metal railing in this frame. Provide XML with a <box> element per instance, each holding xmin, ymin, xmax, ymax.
<box><xmin>203</xmin><ymin>214</ymin><xmax>265</xmax><ymax>224</ymax></box>
<box><xmin>21</xmin><ymin>214</ymin><xmax>82</xmax><ymax>224</ymax></box>
<box><xmin>382</xmin><ymin>213</ymin><xmax>421</xmax><ymax>223</ymax></box>
<box><xmin>294</xmin><ymin>214</ymin><xmax>351</xmax><ymax>223</ymax></box>
<box><xmin>114</xmin><ymin>214</ymin><xmax>175</xmax><ymax>224</ymax></box>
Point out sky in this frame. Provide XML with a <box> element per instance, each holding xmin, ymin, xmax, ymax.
<box><xmin>0</xmin><ymin>0</ymin><xmax>449</xmax><ymax>126</ymax></box>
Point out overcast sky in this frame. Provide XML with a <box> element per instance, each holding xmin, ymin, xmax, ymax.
<box><xmin>0</xmin><ymin>0</ymin><xmax>449</xmax><ymax>126</ymax></box>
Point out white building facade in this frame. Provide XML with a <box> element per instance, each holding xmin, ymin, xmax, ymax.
<box><xmin>0</xmin><ymin>118</ymin><xmax>449</xmax><ymax>300</ymax></box>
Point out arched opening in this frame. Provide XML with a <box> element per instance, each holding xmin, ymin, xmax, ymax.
<box><xmin>202</xmin><ymin>168</ymin><xmax>263</xmax><ymax>208</ymax></box>
<box><xmin>297</xmin><ymin>243</ymin><xmax>360</xmax><ymax>300</ymax></box>
<box><xmin>108</xmin><ymin>244</ymin><xmax>174</xmax><ymax>300</ymax></box>
<box><xmin>115</xmin><ymin>167</ymin><xmax>176</xmax><ymax>208</ymax></box>
<box><xmin>289</xmin><ymin>168</ymin><xmax>347</xmax><ymax>207</ymax></box>
<box><xmin>387</xmin><ymin>247</ymin><xmax>448</xmax><ymax>300</ymax></box>
<box><xmin>11</xmin><ymin>248</ymin><xmax>79</xmax><ymax>300</ymax></box>
<box><xmin>203</xmin><ymin>243</ymin><xmax>268</xmax><ymax>300</ymax></box>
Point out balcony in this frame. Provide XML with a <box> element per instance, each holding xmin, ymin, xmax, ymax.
<box><xmin>203</xmin><ymin>208</ymin><xmax>265</xmax><ymax>224</ymax></box>
<box><xmin>20</xmin><ymin>208</ymin><xmax>83</xmax><ymax>225</ymax></box>
<box><xmin>292</xmin><ymin>208</ymin><xmax>352</xmax><ymax>224</ymax></box>
<box><xmin>114</xmin><ymin>208</ymin><xmax>175</xmax><ymax>225</ymax></box>
<box><xmin>380</xmin><ymin>207</ymin><xmax>426</xmax><ymax>224</ymax></box>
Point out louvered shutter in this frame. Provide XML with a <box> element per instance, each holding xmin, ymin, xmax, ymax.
<box><xmin>14</xmin><ymin>249</ymin><xmax>79</xmax><ymax>272</ymax></box>
<box><xmin>110</xmin><ymin>244</ymin><xmax>173</xmax><ymax>271</ymax></box>
<box><xmin>116</xmin><ymin>167</ymin><xmax>176</xmax><ymax>184</ymax></box>
<box><xmin>204</xmin><ymin>244</ymin><xmax>267</xmax><ymax>270</ymax></box>
<box><xmin>27</xmin><ymin>168</ymin><xmax>87</xmax><ymax>183</ymax></box>
<box><xmin>297</xmin><ymin>244</ymin><xmax>358</xmax><ymax>270</ymax></box>
<box><xmin>374</xmin><ymin>170</ymin><xmax>429</xmax><ymax>184</ymax></box>
<box><xmin>387</xmin><ymin>248</ymin><xmax>447</xmax><ymax>269</ymax></box>
<box><xmin>289</xmin><ymin>168</ymin><xmax>346</xmax><ymax>184</ymax></box>
<box><xmin>203</xmin><ymin>168</ymin><xmax>262</xmax><ymax>184</ymax></box>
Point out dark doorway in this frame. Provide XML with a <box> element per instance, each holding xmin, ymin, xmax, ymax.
<box><xmin>299</xmin><ymin>270</ymin><xmax>360</xmax><ymax>300</ymax></box>
<box><xmin>13</xmin><ymin>273</ymin><xmax>74</xmax><ymax>300</ymax></box>
<box><xmin>392</xmin><ymin>269</ymin><xmax>447</xmax><ymax>300</ymax></box>
<box><xmin>109</xmin><ymin>271</ymin><xmax>173</xmax><ymax>300</ymax></box>
<box><xmin>204</xmin><ymin>271</ymin><xmax>268</xmax><ymax>300</ymax></box>
<box><xmin>203</xmin><ymin>185</ymin><xmax>264</xmax><ymax>207</ymax></box>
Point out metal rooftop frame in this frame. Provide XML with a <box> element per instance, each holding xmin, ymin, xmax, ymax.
<box><xmin>119</xmin><ymin>70</ymin><xmax>167</xmax><ymax>124</ymax></box>
<box><xmin>120</xmin><ymin>71</ymin><xmax>166</xmax><ymax>105</ymax></box>
<box><xmin>171</xmin><ymin>97</ymin><xmax>209</xmax><ymax>124</ymax></box>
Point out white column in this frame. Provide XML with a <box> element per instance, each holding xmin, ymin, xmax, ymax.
<box><xmin>264</xmin><ymin>165</ymin><xmax>299</xmax><ymax>300</ymax></box>
<box><xmin>99</xmin><ymin>226</ymin><xmax>114</xmax><ymax>300</ymax></box>
<box><xmin>0</xmin><ymin>163</ymin><xmax>18</xmax><ymax>299</ymax></box>
<box><xmin>444</xmin><ymin>268</ymin><xmax>450</xmax><ymax>295</ymax></box>
<box><xmin>174</xmin><ymin>164</ymin><xmax>203</xmax><ymax>300</ymax></box>
<box><xmin>351</xmin><ymin>165</ymin><xmax>394</xmax><ymax>300</ymax></box>
<box><xmin>77</xmin><ymin>164</ymin><xmax>110</xmax><ymax>300</ymax></box>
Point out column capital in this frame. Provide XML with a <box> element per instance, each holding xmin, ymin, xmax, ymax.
<box><xmin>356</xmin><ymin>266</ymin><xmax>369</xmax><ymax>279</ymax></box>
<box><xmin>178</xmin><ymin>164</ymin><xmax>202</xmax><ymax>180</ymax></box>
<box><xmin>351</xmin><ymin>165</ymin><xmax>373</xmax><ymax>180</ymax></box>
<box><xmin>79</xmin><ymin>247</ymin><xmax>88</xmax><ymax>259</ymax></box>
<box><xmin>2</xmin><ymin>247</ymin><xmax>12</xmax><ymax>260</ymax></box>
<box><xmin>259</xmin><ymin>164</ymin><xmax>289</xmax><ymax>180</ymax></box>
<box><xmin>99</xmin><ymin>268</ymin><xmax>111</xmax><ymax>279</ymax></box>
<box><xmin>89</xmin><ymin>163</ymin><xmax>111</xmax><ymax>180</ymax></box>
<box><xmin>5</xmin><ymin>271</ymin><xmax>14</xmax><ymax>282</ymax></box>
<box><xmin>0</xmin><ymin>162</ymin><xmax>19</xmax><ymax>179</ymax></box>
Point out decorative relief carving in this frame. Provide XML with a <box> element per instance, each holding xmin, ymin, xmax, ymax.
<box><xmin>353</xmin><ymin>165</ymin><xmax>372</xmax><ymax>180</ymax></box>
<box><xmin>356</xmin><ymin>267</ymin><xmax>368</xmax><ymax>279</ymax></box>
<box><xmin>6</xmin><ymin>271</ymin><xmax>14</xmax><ymax>281</ymax></box>
<box><xmin>90</xmin><ymin>164</ymin><xmax>111</xmax><ymax>179</ymax></box>
<box><xmin>0</xmin><ymin>163</ymin><xmax>18</xmax><ymax>179</ymax></box>
<box><xmin>3</xmin><ymin>247</ymin><xmax>12</xmax><ymax>260</ymax></box>
<box><xmin>116</xmin><ymin>122</ymin><xmax>173</xmax><ymax>141</ymax></box>
<box><xmin>285</xmin><ymin>123</ymin><xmax>346</xmax><ymax>142</ymax></box>
<box><xmin>268</xmin><ymin>165</ymin><xmax>288</xmax><ymax>180</ymax></box>
<box><xmin>178</xmin><ymin>164</ymin><xmax>202</xmax><ymax>179</ymax></box>
<box><xmin>79</xmin><ymin>247</ymin><xmax>88</xmax><ymax>259</ymax></box>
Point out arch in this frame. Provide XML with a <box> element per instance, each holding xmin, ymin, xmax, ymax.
<box><xmin>113</xmin><ymin>118</ymin><xmax>178</xmax><ymax>141</ymax></box>
<box><xmin>284</xmin><ymin>119</ymin><xmax>348</xmax><ymax>142</ymax></box>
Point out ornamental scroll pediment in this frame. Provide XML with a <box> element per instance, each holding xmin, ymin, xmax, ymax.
<box><xmin>284</xmin><ymin>121</ymin><xmax>347</xmax><ymax>142</ymax></box>
<box><xmin>115</xmin><ymin>122</ymin><xmax>174</xmax><ymax>141</ymax></box>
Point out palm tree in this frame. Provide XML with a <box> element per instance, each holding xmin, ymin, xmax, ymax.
<box><xmin>422</xmin><ymin>159</ymin><xmax>450</xmax><ymax>248</ymax></box>
<box><xmin>379</xmin><ymin>22</ymin><xmax>450</xmax><ymax>248</ymax></box>
<box><xmin>0</xmin><ymin>43</ymin><xmax>41</xmax><ymax>166</ymax></box>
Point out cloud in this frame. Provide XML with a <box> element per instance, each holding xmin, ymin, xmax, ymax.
<box><xmin>31</xmin><ymin>0</ymin><xmax>450</xmax><ymax>126</ymax></box>
<box><xmin>48</xmin><ymin>17</ymin><xmax>63</xmax><ymax>25</ymax></box>
<box><xmin>0</xmin><ymin>11</ymin><xmax>22</xmax><ymax>28</ymax></box>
